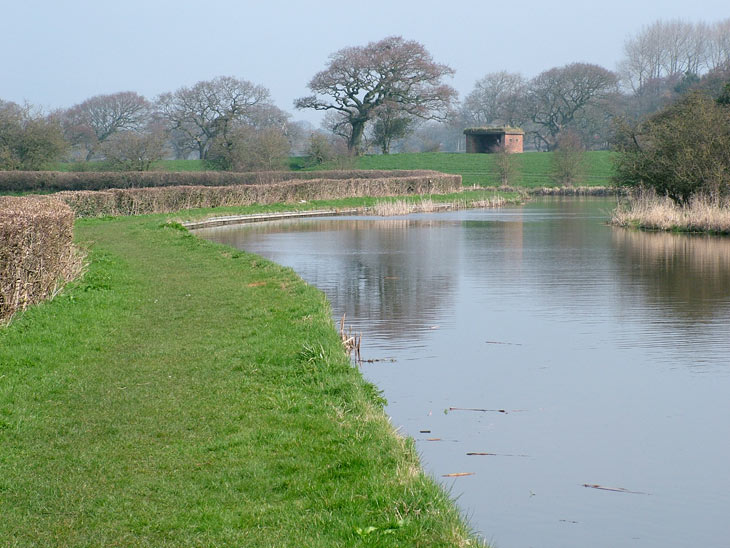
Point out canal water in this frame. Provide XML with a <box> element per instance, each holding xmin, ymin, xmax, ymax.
<box><xmin>194</xmin><ymin>198</ymin><xmax>730</xmax><ymax>548</ymax></box>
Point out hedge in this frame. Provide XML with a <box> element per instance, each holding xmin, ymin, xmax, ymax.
<box><xmin>0</xmin><ymin>169</ymin><xmax>451</xmax><ymax>193</ymax></box>
<box><xmin>55</xmin><ymin>173</ymin><xmax>463</xmax><ymax>217</ymax></box>
<box><xmin>0</xmin><ymin>197</ymin><xmax>82</xmax><ymax>325</ymax></box>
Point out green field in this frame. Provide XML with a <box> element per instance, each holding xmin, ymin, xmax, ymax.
<box><xmin>52</xmin><ymin>151</ymin><xmax>617</xmax><ymax>188</ymax></box>
<box><xmin>0</xmin><ymin>197</ymin><xmax>487</xmax><ymax>547</ymax></box>
<box><xmin>295</xmin><ymin>151</ymin><xmax>616</xmax><ymax>188</ymax></box>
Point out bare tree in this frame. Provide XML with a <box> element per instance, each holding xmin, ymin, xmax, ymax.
<box><xmin>207</xmin><ymin>125</ymin><xmax>290</xmax><ymax>171</ymax></box>
<box><xmin>63</xmin><ymin>91</ymin><xmax>149</xmax><ymax>160</ymax></box>
<box><xmin>462</xmin><ymin>71</ymin><xmax>527</xmax><ymax>127</ymax></box>
<box><xmin>525</xmin><ymin>63</ymin><xmax>618</xmax><ymax>150</ymax></box>
<box><xmin>0</xmin><ymin>100</ymin><xmax>68</xmax><ymax>170</ymax></box>
<box><xmin>100</xmin><ymin>125</ymin><xmax>167</xmax><ymax>171</ymax></box>
<box><xmin>619</xmin><ymin>19</ymin><xmax>713</xmax><ymax>92</ymax></box>
<box><xmin>707</xmin><ymin>18</ymin><xmax>730</xmax><ymax>71</ymax></box>
<box><xmin>551</xmin><ymin>131</ymin><xmax>586</xmax><ymax>186</ymax></box>
<box><xmin>494</xmin><ymin>143</ymin><xmax>520</xmax><ymax>186</ymax></box>
<box><xmin>157</xmin><ymin>76</ymin><xmax>272</xmax><ymax>160</ymax></box>
<box><xmin>295</xmin><ymin>36</ymin><xmax>456</xmax><ymax>154</ymax></box>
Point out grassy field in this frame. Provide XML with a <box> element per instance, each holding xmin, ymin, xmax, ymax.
<box><xmin>294</xmin><ymin>151</ymin><xmax>617</xmax><ymax>188</ymax></box>
<box><xmin>0</xmin><ymin>196</ymin><xmax>488</xmax><ymax>547</ymax></box>
<box><xmin>51</xmin><ymin>151</ymin><xmax>616</xmax><ymax>188</ymax></box>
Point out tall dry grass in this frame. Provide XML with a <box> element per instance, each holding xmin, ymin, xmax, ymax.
<box><xmin>612</xmin><ymin>191</ymin><xmax>730</xmax><ymax>233</ymax></box>
<box><xmin>0</xmin><ymin>197</ymin><xmax>84</xmax><ymax>325</ymax></box>
<box><xmin>371</xmin><ymin>194</ymin><xmax>507</xmax><ymax>216</ymax></box>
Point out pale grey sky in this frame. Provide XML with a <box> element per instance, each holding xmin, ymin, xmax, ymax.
<box><xmin>2</xmin><ymin>0</ymin><xmax>729</xmax><ymax>124</ymax></box>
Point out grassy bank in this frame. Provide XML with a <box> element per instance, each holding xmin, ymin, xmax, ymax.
<box><xmin>612</xmin><ymin>193</ymin><xmax>730</xmax><ymax>234</ymax></box>
<box><xmin>0</xmin><ymin>200</ymin><xmax>484</xmax><ymax>546</ymax></box>
<box><xmin>295</xmin><ymin>151</ymin><xmax>616</xmax><ymax>188</ymax></box>
<box><xmin>50</xmin><ymin>151</ymin><xmax>616</xmax><ymax>188</ymax></box>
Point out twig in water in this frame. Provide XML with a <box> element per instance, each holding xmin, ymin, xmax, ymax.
<box><xmin>466</xmin><ymin>452</ymin><xmax>530</xmax><ymax>457</ymax></box>
<box><xmin>449</xmin><ymin>407</ymin><xmax>508</xmax><ymax>414</ymax></box>
<box><xmin>582</xmin><ymin>484</ymin><xmax>650</xmax><ymax>495</ymax></box>
<box><xmin>485</xmin><ymin>340</ymin><xmax>523</xmax><ymax>346</ymax></box>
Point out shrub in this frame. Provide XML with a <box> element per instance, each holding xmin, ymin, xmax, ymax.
<box><xmin>54</xmin><ymin>173</ymin><xmax>462</xmax><ymax>217</ymax></box>
<box><xmin>303</xmin><ymin>133</ymin><xmax>335</xmax><ymax>166</ymax></box>
<box><xmin>0</xmin><ymin>101</ymin><xmax>68</xmax><ymax>171</ymax></box>
<box><xmin>0</xmin><ymin>169</ymin><xmax>451</xmax><ymax>193</ymax></box>
<box><xmin>0</xmin><ymin>197</ymin><xmax>82</xmax><ymax>324</ymax></box>
<box><xmin>100</xmin><ymin>128</ymin><xmax>167</xmax><ymax>171</ymax></box>
<box><xmin>551</xmin><ymin>131</ymin><xmax>586</xmax><ymax>186</ymax></box>
<box><xmin>207</xmin><ymin>126</ymin><xmax>290</xmax><ymax>172</ymax></box>
<box><xmin>613</xmin><ymin>90</ymin><xmax>730</xmax><ymax>203</ymax></box>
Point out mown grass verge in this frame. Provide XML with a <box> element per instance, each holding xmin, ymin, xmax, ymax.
<box><xmin>0</xmin><ymin>199</ymin><xmax>486</xmax><ymax>546</ymax></box>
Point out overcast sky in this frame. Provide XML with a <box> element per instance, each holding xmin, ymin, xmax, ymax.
<box><xmin>2</xmin><ymin>0</ymin><xmax>729</xmax><ymax>124</ymax></box>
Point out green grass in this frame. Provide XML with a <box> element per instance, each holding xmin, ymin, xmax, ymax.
<box><xmin>0</xmin><ymin>200</ymin><xmax>483</xmax><ymax>546</ymax></box>
<box><xmin>302</xmin><ymin>151</ymin><xmax>616</xmax><ymax>188</ymax></box>
<box><xmin>49</xmin><ymin>151</ymin><xmax>616</xmax><ymax>189</ymax></box>
<box><xmin>163</xmin><ymin>189</ymin><xmax>521</xmax><ymax>223</ymax></box>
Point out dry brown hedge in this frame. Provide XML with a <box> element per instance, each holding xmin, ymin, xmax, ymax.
<box><xmin>0</xmin><ymin>169</ymin><xmax>449</xmax><ymax>193</ymax></box>
<box><xmin>0</xmin><ymin>196</ymin><xmax>82</xmax><ymax>325</ymax></box>
<box><xmin>55</xmin><ymin>173</ymin><xmax>462</xmax><ymax>217</ymax></box>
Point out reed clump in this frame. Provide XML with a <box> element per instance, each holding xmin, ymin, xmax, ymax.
<box><xmin>612</xmin><ymin>191</ymin><xmax>730</xmax><ymax>233</ymax></box>
<box><xmin>0</xmin><ymin>196</ymin><xmax>83</xmax><ymax>325</ymax></box>
<box><xmin>371</xmin><ymin>193</ymin><xmax>507</xmax><ymax>216</ymax></box>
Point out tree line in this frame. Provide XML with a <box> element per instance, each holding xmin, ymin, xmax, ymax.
<box><xmin>1</xmin><ymin>17</ymin><xmax>729</xmax><ymax>171</ymax></box>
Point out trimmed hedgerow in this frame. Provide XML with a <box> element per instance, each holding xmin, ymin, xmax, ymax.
<box><xmin>0</xmin><ymin>196</ymin><xmax>82</xmax><ymax>324</ymax></box>
<box><xmin>56</xmin><ymin>174</ymin><xmax>462</xmax><ymax>217</ymax></box>
<box><xmin>0</xmin><ymin>169</ymin><xmax>450</xmax><ymax>193</ymax></box>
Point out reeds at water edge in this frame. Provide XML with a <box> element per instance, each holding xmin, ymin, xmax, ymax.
<box><xmin>611</xmin><ymin>191</ymin><xmax>730</xmax><ymax>234</ymax></box>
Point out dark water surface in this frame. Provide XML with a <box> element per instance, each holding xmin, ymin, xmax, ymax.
<box><xmin>195</xmin><ymin>198</ymin><xmax>730</xmax><ymax>548</ymax></box>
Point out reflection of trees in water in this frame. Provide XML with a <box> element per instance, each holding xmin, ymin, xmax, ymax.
<box><xmin>198</xmin><ymin>218</ymin><xmax>460</xmax><ymax>344</ymax></box>
<box><xmin>323</xmin><ymin>220</ymin><xmax>460</xmax><ymax>341</ymax></box>
<box><xmin>612</xmin><ymin>228</ymin><xmax>730</xmax><ymax>320</ymax></box>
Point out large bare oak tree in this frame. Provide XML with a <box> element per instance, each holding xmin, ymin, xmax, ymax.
<box><xmin>295</xmin><ymin>36</ymin><xmax>456</xmax><ymax>154</ymax></box>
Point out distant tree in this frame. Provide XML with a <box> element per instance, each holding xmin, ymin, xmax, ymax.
<box><xmin>295</xmin><ymin>36</ymin><xmax>456</xmax><ymax>154</ymax></box>
<box><xmin>401</xmin><ymin>120</ymin><xmax>464</xmax><ymax>152</ymax></box>
<box><xmin>613</xmin><ymin>90</ymin><xmax>730</xmax><ymax>203</ymax></box>
<box><xmin>370</xmin><ymin>102</ymin><xmax>416</xmax><ymax>154</ymax></box>
<box><xmin>619</xmin><ymin>19</ymin><xmax>714</xmax><ymax>93</ymax></box>
<box><xmin>525</xmin><ymin>63</ymin><xmax>618</xmax><ymax>150</ymax></box>
<box><xmin>707</xmin><ymin>19</ymin><xmax>730</xmax><ymax>71</ymax></box>
<box><xmin>551</xmin><ymin>131</ymin><xmax>586</xmax><ymax>186</ymax></box>
<box><xmin>493</xmin><ymin>143</ymin><xmax>520</xmax><ymax>186</ymax></box>
<box><xmin>63</xmin><ymin>91</ymin><xmax>149</xmax><ymax>160</ymax></box>
<box><xmin>157</xmin><ymin>76</ymin><xmax>272</xmax><ymax>160</ymax></box>
<box><xmin>0</xmin><ymin>101</ymin><xmax>68</xmax><ymax>170</ymax></box>
<box><xmin>99</xmin><ymin>125</ymin><xmax>167</xmax><ymax>171</ymax></box>
<box><xmin>207</xmin><ymin>125</ymin><xmax>290</xmax><ymax>172</ymax></box>
<box><xmin>462</xmin><ymin>71</ymin><xmax>527</xmax><ymax>127</ymax></box>
<box><xmin>303</xmin><ymin>132</ymin><xmax>335</xmax><ymax>166</ymax></box>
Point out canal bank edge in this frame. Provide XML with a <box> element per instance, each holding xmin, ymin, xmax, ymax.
<box><xmin>0</xmin><ymin>211</ymin><xmax>484</xmax><ymax>547</ymax></box>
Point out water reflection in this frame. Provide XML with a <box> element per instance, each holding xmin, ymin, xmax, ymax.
<box><xmin>612</xmin><ymin>228</ymin><xmax>730</xmax><ymax>320</ymax></box>
<box><xmin>196</xmin><ymin>217</ymin><xmax>461</xmax><ymax>349</ymax></box>
<box><xmin>194</xmin><ymin>200</ymin><xmax>730</xmax><ymax>548</ymax></box>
